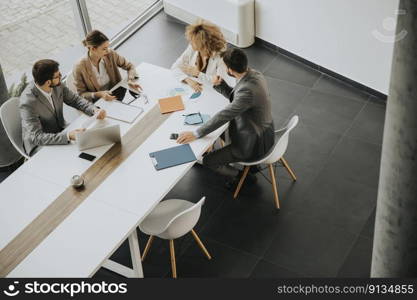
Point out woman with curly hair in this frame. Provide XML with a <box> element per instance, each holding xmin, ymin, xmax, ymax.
<box><xmin>171</xmin><ymin>20</ymin><xmax>234</xmax><ymax>92</ymax></box>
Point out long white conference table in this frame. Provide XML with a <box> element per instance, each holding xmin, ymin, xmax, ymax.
<box><xmin>0</xmin><ymin>62</ymin><xmax>229</xmax><ymax>277</ymax></box>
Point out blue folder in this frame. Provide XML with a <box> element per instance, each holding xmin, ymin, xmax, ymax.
<box><xmin>149</xmin><ymin>144</ymin><xmax>197</xmax><ymax>170</ymax></box>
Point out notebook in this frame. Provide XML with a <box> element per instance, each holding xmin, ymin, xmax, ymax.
<box><xmin>95</xmin><ymin>99</ymin><xmax>143</xmax><ymax>123</ymax></box>
<box><xmin>149</xmin><ymin>144</ymin><xmax>197</xmax><ymax>170</ymax></box>
<box><xmin>158</xmin><ymin>95</ymin><xmax>185</xmax><ymax>114</ymax></box>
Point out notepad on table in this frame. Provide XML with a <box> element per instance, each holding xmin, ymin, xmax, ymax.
<box><xmin>158</xmin><ymin>95</ymin><xmax>185</xmax><ymax>114</ymax></box>
<box><xmin>149</xmin><ymin>144</ymin><xmax>197</xmax><ymax>170</ymax></box>
<box><xmin>95</xmin><ymin>99</ymin><xmax>143</xmax><ymax>123</ymax></box>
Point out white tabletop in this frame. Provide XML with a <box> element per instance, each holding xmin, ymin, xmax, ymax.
<box><xmin>3</xmin><ymin>62</ymin><xmax>229</xmax><ymax>277</ymax></box>
<box><xmin>8</xmin><ymin>198</ymin><xmax>140</xmax><ymax>277</ymax></box>
<box><xmin>0</xmin><ymin>171</ymin><xmax>63</xmax><ymax>250</ymax></box>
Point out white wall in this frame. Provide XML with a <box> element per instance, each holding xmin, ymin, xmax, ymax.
<box><xmin>255</xmin><ymin>0</ymin><xmax>400</xmax><ymax>94</ymax></box>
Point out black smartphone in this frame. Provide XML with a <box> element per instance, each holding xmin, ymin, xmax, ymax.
<box><xmin>112</xmin><ymin>86</ymin><xmax>127</xmax><ymax>101</ymax></box>
<box><xmin>79</xmin><ymin>152</ymin><xmax>96</xmax><ymax>161</ymax></box>
<box><xmin>170</xmin><ymin>133</ymin><xmax>179</xmax><ymax>140</ymax></box>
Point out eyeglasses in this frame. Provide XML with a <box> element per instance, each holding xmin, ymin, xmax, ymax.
<box><xmin>52</xmin><ymin>72</ymin><xmax>62</xmax><ymax>80</ymax></box>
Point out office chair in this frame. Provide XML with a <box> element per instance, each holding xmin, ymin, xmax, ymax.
<box><xmin>233</xmin><ymin>115</ymin><xmax>299</xmax><ymax>209</ymax></box>
<box><xmin>139</xmin><ymin>197</ymin><xmax>211</xmax><ymax>278</ymax></box>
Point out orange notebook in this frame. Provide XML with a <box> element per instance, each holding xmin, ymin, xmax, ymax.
<box><xmin>158</xmin><ymin>95</ymin><xmax>185</xmax><ymax>114</ymax></box>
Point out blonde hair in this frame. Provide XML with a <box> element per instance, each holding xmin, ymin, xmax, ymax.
<box><xmin>185</xmin><ymin>20</ymin><xmax>226</xmax><ymax>56</ymax></box>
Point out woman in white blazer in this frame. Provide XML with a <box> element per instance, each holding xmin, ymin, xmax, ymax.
<box><xmin>172</xmin><ymin>20</ymin><xmax>234</xmax><ymax>91</ymax></box>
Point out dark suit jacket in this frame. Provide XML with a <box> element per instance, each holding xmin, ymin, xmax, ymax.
<box><xmin>197</xmin><ymin>69</ymin><xmax>275</xmax><ymax>161</ymax></box>
<box><xmin>19</xmin><ymin>82</ymin><xmax>96</xmax><ymax>155</ymax></box>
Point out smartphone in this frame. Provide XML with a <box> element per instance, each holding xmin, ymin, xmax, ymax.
<box><xmin>170</xmin><ymin>133</ymin><xmax>179</xmax><ymax>140</ymax></box>
<box><xmin>79</xmin><ymin>152</ymin><xmax>96</xmax><ymax>161</ymax></box>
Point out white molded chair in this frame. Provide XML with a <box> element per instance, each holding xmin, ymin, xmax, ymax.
<box><xmin>139</xmin><ymin>197</ymin><xmax>211</xmax><ymax>278</ymax></box>
<box><xmin>234</xmin><ymin>115</ymin><xmax>299</xmax><ymax>209</ymax></box>
<box><xmin>0</xmin><ymin>97</ymin><xmax>30</xmax><ymax>160</ymax></box>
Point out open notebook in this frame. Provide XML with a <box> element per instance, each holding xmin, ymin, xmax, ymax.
<box><xmin>95</xmin><ymin>99</ymin><xmax>143</xmax><ymax>123</ymax></box>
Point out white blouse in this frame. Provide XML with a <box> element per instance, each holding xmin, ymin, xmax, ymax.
<box><xmin>91</xmin><ymin>58</ymin><xmax>110</xmax><ymax>89</ymax></box>
<box><xmin>171</xmin><ymin>45</ymin><xmax>235</xmax><ymax>87</ymax></box>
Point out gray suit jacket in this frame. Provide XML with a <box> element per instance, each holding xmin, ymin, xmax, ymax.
<box><xmin>197</xmin><ymin>69</ymin><xmax>275</xmax><ymax>161</ymax></box>
<box><xmin>20</xmin><ymin>82</ymin><xmax>96</xmax><ymax>155</ymax></box>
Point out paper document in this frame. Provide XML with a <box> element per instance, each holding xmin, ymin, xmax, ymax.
<box><xmin>95</xmin><ymin>99</ymin><xmax>144</xmax><ymax>123</ymax></box>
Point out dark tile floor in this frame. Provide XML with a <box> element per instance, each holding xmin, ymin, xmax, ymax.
<box><xmin>0</xmin><ymin>12</ymin><xmax>385</xmax><ymax>278</ymax></box>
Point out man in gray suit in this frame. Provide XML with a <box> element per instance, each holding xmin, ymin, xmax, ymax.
<box><xmin>177</xmin><ymin>48</ymin><xmax>275</xmax><ymax>179</ymax></box>
<box><xmin>20</xmin><ymin>59</ymin><xmax>106</xmax><ymax>156</ymax></box>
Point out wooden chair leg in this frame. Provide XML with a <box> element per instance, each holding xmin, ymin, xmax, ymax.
<box><xmin>233</xmin><ymin>166</ymin><xmax>250</xmax><ymax>199</ymax></box>
<box><xmin>281</xmin><ymin>157</ymin><xmax>297</xmax><ymax>181</ymax></box>
<box><xmin>141</xmin><ymin>235</ymin><xmax>154</xmax><ymax>261</ymax></box>
<box><xmin>190</xmin><ymin>229</ymin><xmax>212</xmax><ymax>260</ymax></box>
<box><xmin>268</xmin><ymin>164</ymin><xmax>280</xmax><ymax>209</ymax></box>
<box><xmin>169</xmin><ymin>240</ymin><xmax>177</xmax><ymax>278</ymax></box>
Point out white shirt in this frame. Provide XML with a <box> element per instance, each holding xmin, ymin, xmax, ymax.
<box><xmin>91</xmin><ymin>58</ymin><xmax>110</xmax><ymax>89</ymax></box>
<box><xmin>171</xmin><ymin>45</ymin><xmax>235</xmax><ymax>87</ymax></box>
<box><xmin>35</xmin><ymin>84</ymin><xmax>55</xmax><ymax>111</ymax></box>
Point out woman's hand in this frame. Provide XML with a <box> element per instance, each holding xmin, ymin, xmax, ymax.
<box><xmin>212</xmin><ymin>75</ymin><xmax>223</xmax><ymax>86</ymax></box>
<box><xmin>184</xmin><ymin>78</ymin><xmax>203</xmax><ymax>92</ymax></box>
<box><xmin>128</xmin><ymin>79</ymin><xmax>142</xmax><ymax>92</ymax></box>
<box><xmin>181</xmin><ymin>64</ymin><xmax>200</xmax><ymax>77</ymax></box>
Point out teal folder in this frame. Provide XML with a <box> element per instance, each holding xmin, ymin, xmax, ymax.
<box><xmin>149</xmin><ymin>144</ymin><xmax>197</xmax><ymax>170</ymax></box>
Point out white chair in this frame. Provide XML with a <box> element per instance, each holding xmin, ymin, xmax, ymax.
<box><xmin>0</xmin><ymin>97</ymin><xmax>30</xmax><ymax>160</ymax></box>
<box><xmin>139</xmin><ymin>197</ymin><xmax>211</xmax><ymax>278</ymax></box>
<box><xmin>233</xmin><ymin>115</ymin><xmax>299</xmax><ymax>209</ymax></box>
<box><xmin>63</xmin><ymin>71</ymin><xmax>82</xmax><ymax>124</ymax></box>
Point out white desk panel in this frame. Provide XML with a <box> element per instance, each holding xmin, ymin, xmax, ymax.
<box><xmin>8</xmin><ymin>198</ymin><xmax>139</xmax><ymax>278</ymax></box>
<box><xmin>0</xmin><ymin>171</ymin><xmax>63</xmax><ymax>250</ymax></box>
<box><xmin>88</xmin><ymin>84</ymin><xmax>228</xmax><ymax>218</ymax></box>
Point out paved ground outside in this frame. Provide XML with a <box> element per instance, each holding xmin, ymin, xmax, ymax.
<box><xmin>0</xmin><ymin>0</ymin><xmax>156</xmax><ymax>83</ymax></box>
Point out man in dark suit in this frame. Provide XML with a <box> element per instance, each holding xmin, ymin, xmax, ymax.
<box><xmin>20</xmin><ymin>59</ymin><xmax>106</xmax><ymax>156</ymax></box>
<box><xmin>177</xmin><ymin>48</ymin><xmax>275</xmax><ymax>179</ymax></box>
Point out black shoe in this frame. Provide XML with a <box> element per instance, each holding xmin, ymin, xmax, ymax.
<box><xmin>249</xmin><ymin>165</ymin><xmax>262</xmax><ymax>174</ymax></box>
<box><xmin>225</xmin><ymin>171</ymin><xmax>258</xmax><ymax>190</ymax></box>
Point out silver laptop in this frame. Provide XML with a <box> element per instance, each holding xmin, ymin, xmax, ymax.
<box><xmin>76</xmin><ymin>124</ymin><xmax>121</xmax><ymax>151</ymax></box>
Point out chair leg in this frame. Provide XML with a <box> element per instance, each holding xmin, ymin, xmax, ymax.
<box><xmin>141</xmin><ymin>235</ymin><xmax>154</xmax><ymax>261</ymax></box>
<box><xmin>190</xmin><ymin>229</ymin><xmax>212</xmax><ymax>260</ymax></box>
<box><xmin>268</xmin><ymin>164</ymin><xmax>280</xmax><ymax>209</ymax></box>
<box><xmin>233</xmin><ymin>166</ymin><xmax>250</xmax><ymax>199</ymax></box>
<box><xmin>281</xmin><ymin>157</ymin><xmax>297</xmax><ymax>181</ymax></box>
<box><xmin>169</xmin><ymin>240</ymin><xmax>177</xmax><ymax>278</ymax></box>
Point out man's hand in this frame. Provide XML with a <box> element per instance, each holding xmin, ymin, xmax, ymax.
<box><xmin>96</xmin><ymin>91</ymin><xmax>116</xmax><ymax>101</ymax></box>
<box><xmin>181</xmin><ymin>64</ymin><xmax>200</xmax><ymax>77</ymax></box>
<box><xmin>184</xmin><ymin>78</ymin><xmax>203</xmax><ymax>92</ymax></box>
<box><xmin>69</xmin><ymin>128</ymin><xmax>86</xmax><ymax>141</ymax></box>
<box><xmin>177</xmin><ymin>131</ymin><xmax>197</xmax><ymax>144</ymax></box>
<box><xmin>94</xmin><ymin>108</ymin><xmax>107</xmax><ymax>120</ymax></box>
<box><xmin>212</xmin><ymin>75</ymin><xmax>222</xmax><ymax>86</ymax></box>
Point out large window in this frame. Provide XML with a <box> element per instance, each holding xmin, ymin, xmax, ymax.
<box><xmin>0</xmin><ymin>0</ymin><xmax>80</xmax><ymax>83</ymax></box>
<box><xmin>86</xmin><ymin>0</ymin><xmax>158</xmax><ymax>38</ymax></box>
<box><xmin>0</xmin><ymin>0</ymin><xmax>161</xmax><ymax>86</ymax></box>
